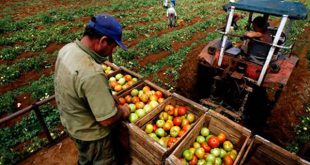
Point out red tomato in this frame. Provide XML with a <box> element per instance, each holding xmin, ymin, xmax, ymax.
<box><xmin>118</xmin><ymin>97</ymin><xmax>126</xmax><ymax>105</ymax></box>
<box><xmin>207</xmin><ymin>136</ymin><xmax>220</xmax><ymax>148</ymax></box>
<box><xmin>189</xmin><ymin>155</ymin><xmax>198</xmax><ymax>165</ymax></box>
<box><xmin>182</xmin><ymin>124</ymin><xmax>191</xmax><ymax>132</ymax></box>
<box><xmin>153</xmin><ymin>124</ymin><xmax>158</xmax><ymax>132</ymax></box>
<box><xmin>178</xmin><ymin>129</ymin><xmax>186</xmax><ymax>137</ymax></box>
<box><xmin>173</xmin><ymin>117</ymin><xmax>182</xmax><ymax>126</ymax></box>
<box><xmin>223</xmin><ymin>155</ymin><xmax>234</xmax><ymax>165</ymax></box>
<box><xmin>167</xmin><ymin>137</ymin><xmax>177</xmax><ymax>148</ymax></box>
<box><xmin>178</xmin><ymin>106</ymin><xmax>187</xmax><ymax>116</ymax></box>
<box><xmin>155</xmin><ymin>91</ymin><xmax>163</xmax><ymax>98</ymax></box>
<box><xmin>218</xmin><ymin>133</ymin><xmax>226</xmax><ymax>143</ymax></box>
<box><xmin>201</xmin><ymin>142</ymin><xmax>211</xmax><ymax>152</ymax></box>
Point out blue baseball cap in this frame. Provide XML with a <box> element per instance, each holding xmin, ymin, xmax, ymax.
<box><xmin>87</xmin><ymin>14</ymin><xmax>127</xmax><ymax>51</ymax></box>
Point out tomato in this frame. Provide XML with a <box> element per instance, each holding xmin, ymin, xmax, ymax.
<box><xmin>124</xmin><ymin>74</ymin><xmax>132</xmax><ymax>81</ymax></box>
<box><xmin>182</xmin><ymin>124</ymin><xmax>191</xmax><ymax>132</ymax></box>
<box><xmin>118</xmin><ymin>97</ymin><xmax>126</xmax><ymax>105</ymax></box>
<box><xmin>153</xmin><ymin>124</ymin><xmax>158</xmax><ymax>132</ymax></box>
<box><xmin>142</xmin><ymin>86</ymin><xmax>151</xmax><ymax>93</ymax></box>
<box><xmin>178</xmin><ymin>129</ymin><xmax>186</xmax><ymax>137</ymax></box>
<box><xmin>163</xmin><ymin>122</ymin><xmax>172</xmax><ymax>131</ymax></box>
<box><xmin>110</xmin><ymin>81</ymin><xmax>118</xmax><ymax>88</ymax></box>
<box><xmin>173</xmin><ymin>117</ymin><xmax>182</xmax><ymax>126</ymax></box>
<box><xmin>189</xmin><ymin>155</ymin><xmax>198</xmax><ymax>165</ymax></box>
<box><xmin>124</xmin><ymin>95</ymin><xmax>132</xmax><ymax>103</ymax></box>
<box><xmin>217</xmin><ymin>133</ymin><xmax>226</xmax><ymax>143</ymax></box>
<box><xmin>164</xmin><ymin>105</ymin><xmax>174</xmax><ymax>112</ymax></box>
<box><xmin>201</xmin><ymin>142</ymin><xmax>211</xmax><ymax>152</ymax></box>
<box><xmin>186</xmin><ymin>113</ymin><xmax>195</xmax><ymax>123</ymax></box>
<box><xmin>135</xmin><ymin>102</ymin><xmax>145</xmax><ymax>109</ymax></box>
<box><xmin>155</xmin><ymin>91</ymin><xmax>163</xmax><ymax>98</ymax></box>
<box><xmin>223</xmin><ymin>141</ymin><xmax>234</xmax><ymax>152</ymax></box>
<box><xmin>181</xmin><ymin>119</ymin><xmax>190</xmax><ymax>127</ymax></box>
<box><xmin>114</xmin><ymin>84</ymin><xmax>122</xmax><ymax>92</ymax></box>
<box><xmin>173</xmin><ymin>107</ymin><xmax>179</xmax><ymax>117</ymax></box>
<box><xmin>178</xmin><ymin>106</ymin><xmax>187</xmax><ymax>116</ymax></box>
<box><xmin>131</xmin><ymin>96</ymin><xmax>140</xmax><ymax>104</ymax></box>
<box><xmin>223</xmin><ymin>155</ymin><xmax>234</xmax><ymax>165</ymax></box>
<box><xmin>195</xmin><ymin>147</ymin><xmax>205</xmax><ymax>159</ymax></box>
<box><xmin>167</xmin><ymin>137</ymin><xmax>177</xmax><ymax>148</ymax></box>
<box><xmin>207</xmin><ymin>137</ymin><xmax>220</xmax><ymax>148</ymax></box>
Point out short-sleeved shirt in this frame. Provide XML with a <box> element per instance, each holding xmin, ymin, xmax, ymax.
<box><xmin>54</xmin><ymin>39</ymin><xmax>117</xmax><ymax>141</ymax></box>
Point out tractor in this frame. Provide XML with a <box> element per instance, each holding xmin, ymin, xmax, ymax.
<box><xmin>197</xmin><ymin>0</ymin><xmax>308</xmax><ymax>124</ymax></box>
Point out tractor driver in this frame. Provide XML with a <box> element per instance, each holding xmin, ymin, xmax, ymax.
<box><xmin>242</xmin><ymin>16</ymin><xmax>273</xmax><ymax>63</ymax></box>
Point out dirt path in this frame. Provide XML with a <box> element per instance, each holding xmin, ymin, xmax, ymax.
<box><xmin>18</xmin><ymin>137</ymin><xmax>77</xmax><ymax>165</ymax></box>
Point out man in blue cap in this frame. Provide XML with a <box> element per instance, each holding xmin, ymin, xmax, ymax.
<box><xmin>54</xmin><ymin>13</ymin><xmax>130</xmax><ymax>165</ymax></box>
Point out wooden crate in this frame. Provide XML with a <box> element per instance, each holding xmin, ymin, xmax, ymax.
<box><xmin>127</xmin><ymin>93</ymin><xmax>208</xmax><ymax>165</ymax></box>
<box><xmin>166</xmin><ymin>110</ymin><xmax>251</xmax><ymax>165</ymax></box>
<box><xmin>102</xmin><ymin>60</ymin><xmax>120</xmax><ymax>76</ymax></box>
<box><xmin>240</xmin><ymin>135</ymin><xmax>310</xmax><ymax>165</ymax></box>
<box><xmin>117</xmin><ymin>80</ymin><xmax>171</xmax><ymax>127</ymax></box>
<box><xmin>107</xmin><ymin>66</ymin><xmax>143</xmax><ymax>96</ymax></box>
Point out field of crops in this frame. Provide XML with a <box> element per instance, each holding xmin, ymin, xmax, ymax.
<box><xmin>0</xmin><ymin>0</ymin><xmax>309</xmax><ymax>164</ymax></box>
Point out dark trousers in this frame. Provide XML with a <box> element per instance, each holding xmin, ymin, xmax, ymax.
<box><xmin>72</xmin><ymin>134</ymin><xmax>118</xmax><ymax>165</ymax></box>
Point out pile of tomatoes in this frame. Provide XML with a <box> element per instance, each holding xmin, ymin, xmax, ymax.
<box><xmin>118</xmin><ymin>85</ymin><xmax>165</xmax><ymax>123</ymax></box>
<box><xmin>108</xmin><ymin>73</ymin><xmax>139</xmax><ymax>95</ymax></box>
<box><xmin>180</xmin><ymin>128</ymin><xmax>238</xmax><ymax>165</ymax></box>
<box><xmin>144</xmin><ymin>104</ymin><xmax>196</xmax><ymax>148</ymax></box>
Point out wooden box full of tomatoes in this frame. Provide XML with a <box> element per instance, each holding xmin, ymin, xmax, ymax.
<box><xmin>117</xmin><ymin>80</ymin><xmax>171</xmax><ymax>126</ymax></box>
<box><xmin>126</xmin><ymin>93</ymin><xmax>208</xmax><ymax>165</ymax></box>
<box><xmin>107</xmin><ymin>66</ymin><xmax>143</xmax><ymax>96</ymax></box>
<box><xmin>165</xmin><ymin>111</ymin><xmax>251</xmax><ymax>165</ymax></box>
<box><xmin>240</xmin><ymin>135</ymin><xmax>308</xmax><ymax>165</ymax></box>
<box><xmin>101</xmin><ymin>60</ymin><xmax>120</xmax><ymax>76</ymax></box>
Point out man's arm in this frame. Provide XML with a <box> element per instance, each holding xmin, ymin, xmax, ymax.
<box><xmin>99</xmin><ymin>104</ymin><xmax>130</xmax><ymax>126</ymax></box>
<box><xmin>245</xmin><ymin>31</ymin><xmax>262</xmax><ymax>38</ymax></box>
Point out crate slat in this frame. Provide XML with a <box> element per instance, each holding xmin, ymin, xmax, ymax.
<box><xmin>240</xmin><ymin>135</ymin><xmax>309</xmax><ymax>165</ymax></box>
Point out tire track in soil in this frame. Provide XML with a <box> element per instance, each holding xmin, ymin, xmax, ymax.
<box><xmin>266</xmin><ymin>26</ymin><xmax>310</xmax><ymax>146</ymax></box>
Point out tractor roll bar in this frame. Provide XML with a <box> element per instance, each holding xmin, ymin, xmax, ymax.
<box><xmin>257</xmin><ymin>15</ymin><xmax>288</xmax><ymax>86</ymax></box>
<box><xmin>218</xmin><ymin>6</ymin><xmax>235</xmax><ymax>67</ymax></box>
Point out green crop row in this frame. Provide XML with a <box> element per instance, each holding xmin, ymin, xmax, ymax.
<box><xmin>0</xmin><ymin>53</ymin><xmax>51</xmax><ymax>85</ymax></box>
<box><xmin>0</xmin><ymin>76</ymin><xmax>54</xmax><ymax>115</ymax></box>
<box><xmin>115</xmin><ymin>14</ymin><xmax>225</xmax><ymax>69</ymax></box>
<box><xmin>0</xmin><ymin>104</ymin><xmax>61</xmax><ymax>165</ymax></box>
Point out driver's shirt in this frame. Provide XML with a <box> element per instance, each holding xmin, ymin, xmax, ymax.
<box><xmin>54</xmin><ymin>40</ymin><xmax>117</xmax><ymax>141</ymax></box>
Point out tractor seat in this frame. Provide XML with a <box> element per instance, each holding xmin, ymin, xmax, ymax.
<box><xmin>247</xmin><ymin>39</ymin><xmax>271</xmax><ymax>62</ymax></box>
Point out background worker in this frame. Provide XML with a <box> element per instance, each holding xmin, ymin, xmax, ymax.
<box><xmin>54</xmin><ymin>13</ymin><xmax>130</xmax><ymax>165</ymax></box>
<box><xmin>167</xmin><ymin>6</ymin><xmax>177</xmax><ymax>27</ymax></box>
<box><xmin>163</xmin><ymin>0</ymin><xmax>176</xmax><ymax>8</ymax></box>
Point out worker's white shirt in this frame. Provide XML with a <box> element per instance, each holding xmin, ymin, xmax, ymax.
<box><xmin>167</xmin><ymin>7</ymin><xmax>177</xmax><ymax>17</ymax></box>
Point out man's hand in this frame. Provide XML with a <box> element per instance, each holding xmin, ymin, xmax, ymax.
<box><xmin>118</xmin><ymin>104</ymin><xmax>130</xmax><ymax>119</ymax></box>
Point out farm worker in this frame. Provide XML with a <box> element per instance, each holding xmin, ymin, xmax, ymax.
<box><xmin>167</xmin><ymin>7</ymin><xmax>177</xmax><ymax>27</ymax></box>
<box><xmin>163</xmin><ymin>0</ymin><xmax>176</xmax><ymax>8</ymax></box>
<box><xmin>170</xmin><ymin>0</ymin><xmax>176</xmax><ymax>7</ymax></box>
<box><xmin>54</xmin><ymin>13</ymin><xmax>130</xmax><ymax>165</ymax></box>
<box><xmin>163</xmin><ymin>0</ymin><xmax>168</xmax><ymax>8</ymax></box>
<box><xmin>242</xmin><ymin>16</ymin><xmax>272</xmax><ymax>62</ymax></box>
<box><xmin>244</xmin><ymin>16</ymin><xmax>272</xmax><ymax>43</ymax></box>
